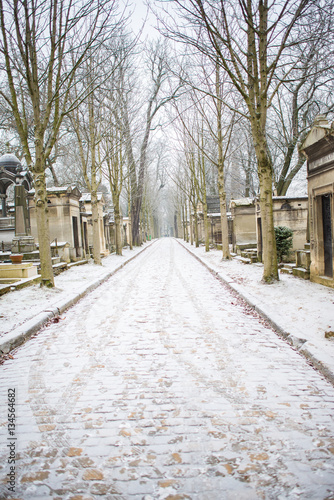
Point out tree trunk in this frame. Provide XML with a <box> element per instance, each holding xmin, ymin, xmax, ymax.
<box><xmin>128</xmin><ymin>219</ymin><xmax>133</xmax><ymax>250</ymax></box>
<box><xmin>216</xmin><ymin>62</ymin><xmax>231</xmax><ymax>259</ymax></box>
<box><xmin>91</xmin><ymin>191</ymin><xmax>101</xmax><ymax>265</ymax></box>
<box><xmin>277</xmin><ymin>151</ymin><xmax>306</xmax><ymax>196</ymax></box>
<box><xmin>203</xmin><ymin>201</ymin><xmax>210</xmax><ymax>252</ymax></box>
<box><xmin>193</xmin><ymin>206</ymin><xmax>199</xmax><ymax>247</ymax></box>
<box><xmin>218</xmin><ymin>172</ymin><xmax>231</xmax><ymax>260</ymax></box>
<box><xmin>188</xmin><ymin>201</ymin><xmax>193</xmax><ymax>245</ymax></box>
<box><xmin>257</xmin><ymin>154</ymin><xmax>278</xmax><ymax>282</ymax></box>
<box><xmin>33</xmin><ymin>171</ymin><xmax>54</xmax><ymax>287</ymax></box>
<box><xmin>114</xmin><ymin>211</ymin><xmax>122</xmax><ymax>255</ymax></box>
<box><xmin>184</xmin><ymin>204</ymin><xmax>188</xmax><ymax>242</ymax></box>
<box><xmin>111</xmin><ymin>188</ymin><xmax>122</xmax><ymax>256</ymax></box>
<box><xmin>131</xmin><ymin>102</ymin><xmax>152</xmax><ymax>246</ymax></box>
<box><xmin>127</xmin><ymin>187</ymin><xmax>133</xmax><ymax>250</ymax></box>
<box><xmin>245</xmin><ymin>168</ymin><xmax>251</xmax><ymax>198</ymax></box>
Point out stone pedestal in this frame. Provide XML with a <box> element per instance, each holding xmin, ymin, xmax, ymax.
<box><xmin>11</xmin><ymin>235</ymin><xmax>35</xmax><ymax>253</ymax></box>
<box><xmin>0</xmin><ymin>262</ymin><xmax>38</xmax><ymax>280</ymax></box>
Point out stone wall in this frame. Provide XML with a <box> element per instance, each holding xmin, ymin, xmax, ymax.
<box><xmin>272</xmin><ymin>196</ymin><xmax>308</xmax><ymax>251</ymax></box>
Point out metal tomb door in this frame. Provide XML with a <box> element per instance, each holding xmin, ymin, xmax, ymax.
<box><xmin>322</xmin><ymin>194</ymin><xmax>333</xmax><ymax>277</ymax></box>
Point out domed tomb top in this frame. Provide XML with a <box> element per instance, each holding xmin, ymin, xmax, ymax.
<box><xmin>0</xmin><ymin>153</ymin><xmax>22</xmax><ymax>173</ymax></box>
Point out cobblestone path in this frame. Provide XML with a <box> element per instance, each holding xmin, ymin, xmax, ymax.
<box><xmin>1</xmin><ymin>239</ymin><xmax>334</xmax><ymax>499</ymax></box>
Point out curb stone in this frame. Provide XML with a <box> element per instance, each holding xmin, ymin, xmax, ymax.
<box><xmin>176</xmin><ymin>239</ymin><xmax>334</xmax><ymax>386</ymax></box>
<box><xmin>0</xmin><ymin>241</ymin><xmax>156</xmax><ymax>355</ymax></box>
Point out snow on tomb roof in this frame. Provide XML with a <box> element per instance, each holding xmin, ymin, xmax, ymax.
<box><xmin>230</xmin><ymin>197</ymin><xmax>255</xmax><ymax>206</ymax></box>
<box><xmin>80</xmin><ymin>192</ymin><xmax>104</xmax><ymax>202</ymax></box>
<box><xmin>313</xmin><ymin>114</ymin><xmax>331</xmax><ymax>129</ymax></box>
<box><xmin>29</xmin><ymin>185</ymin><xmax>81</xmax><ymax>197</ymax></box>
<box><xmin>0</xmin><ymin>153</ymin><xmax>22</xmax><ymax>169</ymax></box>
<box><xmin>300</xmin><ymin>115</ymin><xmax>334</xmax><ymax>151</ymax></box>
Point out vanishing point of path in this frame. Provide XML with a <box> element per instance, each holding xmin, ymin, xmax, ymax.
<box><xmin>1</xmin><ymin>238</ymin><xmax>334</xmax><ymax>499</ymax></box>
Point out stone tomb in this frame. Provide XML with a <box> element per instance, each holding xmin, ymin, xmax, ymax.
<box><xmin>0</xmin><ymin>153</ymin><xmax>33</xmax><ymax>250</ymax></box>
<box><xmin>80</xmin><ymin>192</ymin><xmax>109</xmax><ymax>256</ymax></box>
<box><xmin>0</xmin><ymin>262</ymin><xmax>38</xmax><ymax>284</ymax></box>
<box><xmin>197</xmin><ymin>196</ymin><xmax>233</xmax><ymax>247</ymax></box>
<box><xmin>28</xmin><ymin>186</ymin><xmax>84</xmax><ymax>262</ymax></box>
<box><xmin>230</xmin><ymin>198</ymin><xmax>257</xmax><ymax>254</ymax></box>
<box><xmin>301</xmin><ymin>115</ymin><xmax>334</xmax><ymax>288</ymax></box>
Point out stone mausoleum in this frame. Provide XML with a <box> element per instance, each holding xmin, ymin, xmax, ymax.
<box><xmin>80</xmin><ymin>192</ymin><xmax>109</xmax><ymax>257</ymax></box>
<box><xmin>28</xmin><ymin>186</ymin><xmax>84</xmax><ymax>262</ymax></box>
<box><xmin>230</xmin><ymin>198</ymin><xmax>257</xmax><ymax>254</ymax></box>
<box><xmin>0</xmin><ymin>153</ymin><xmax>33</xmax><ymax>250</ymax></box>
<box><xmin>301</xmin><ymin>116</ymin><xmax>334</xmax><ymax>288</ymax></box>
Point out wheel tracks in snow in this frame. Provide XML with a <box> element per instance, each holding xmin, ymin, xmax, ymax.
<box><xmin>3</xmin><ymin>239</ymin><xmax>334</xmax><ymax>499</ymax></box>
<box><xmin>25</xmin><ymin>242</ymin><xmax>163</xmax><ymax>494</ymax></box>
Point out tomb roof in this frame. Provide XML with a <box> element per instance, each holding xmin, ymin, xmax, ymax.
<box><xmin>0</xmin><ymin>153</ymin><xmax>22</xmax><ymax>170</ymax></box>
<box><xmin>230</xmin><ymin>197</ymin><xmax>255</xmax><ymax>207</ymax></box>
<box><xmin>80</xmin><ymin>192</ymin><xmax>104</xmax><ymax>202</ymax></box>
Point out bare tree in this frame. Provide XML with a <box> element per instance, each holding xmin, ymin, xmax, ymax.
<box><xmin>0</xmin><ymin>0</ymin><xmax>122</xmax><ymax>286</ymax></box>
<box><xmin>101</xmin><ymin>89</ymin><xmax>127</xmax><ymax>256</ymax></box>
<box><xmin>158</xmin><ymin>0</ymin><xmax>323</xmax><ymax>282</ymax></box>
<box><xmin>69</xmin><ymin>59</ymin><xmax>104</xmax><ymax>265</ymax></box>
<box><xmin>270</xmin><ymin>33</ymin><xmax>334</xmax><ymax>195</ymax></box>
<box><xmin>171</xmin><ymin>55</ymin><xmax>237</xmax><ymax>258</ymax></box>
<box><xmin>122</xmin><ymin>40</ymin><xmax>181</xmax><ymax>245</ymax></box>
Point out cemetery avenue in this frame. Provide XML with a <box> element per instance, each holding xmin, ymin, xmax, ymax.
<box><xmin>1</xmin><ymin>238</ymin><xmax>334</xmax><ymax>499</ymax></box>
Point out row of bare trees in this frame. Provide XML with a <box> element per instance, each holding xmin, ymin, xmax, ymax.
<box><xmin>0</xmin><ymin>0</ymin><xmax>177</xmax><ymax>287</ymax></box>
<box><xmin>0</xmin><ymin>0</ymin><xmax>124</xmax><ymax>286</ymax></box>
<box><xmin>1</xmin><ymin>0</ymin><xmax>334</xmax><ymax>286</ymax></box>
<box><xmin>157</xmin><ymin>0</ymin><xmax>334</xmax><ymax>283</ymax></box>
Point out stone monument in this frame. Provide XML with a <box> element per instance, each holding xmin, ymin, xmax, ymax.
<box><xmin>11</xmin><ymin>183</ymin><xmax>35</xmax><ymax>253</ymax></box>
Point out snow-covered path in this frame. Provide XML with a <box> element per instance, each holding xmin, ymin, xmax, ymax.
<box><xmin>1</xmin><ymin>238</ymin><xmax>334</xmax><ymax>499</ymax></box>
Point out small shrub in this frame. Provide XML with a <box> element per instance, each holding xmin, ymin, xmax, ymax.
<box><xmin>275</xmin><ymin>226</ymin><xmax>293</xmax><ymax>262</ymax></box>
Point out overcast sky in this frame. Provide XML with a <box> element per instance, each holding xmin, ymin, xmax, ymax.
<box><xmin>130</xmin><ymin>0</ymin><xmax>159</xmax><ymax>40</ymax></box>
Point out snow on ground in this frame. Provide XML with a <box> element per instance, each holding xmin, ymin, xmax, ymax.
<box><xmin>177</xmin><ymin>239</ymin><xmax>334</xmax><ymax>374</ymax></box>
<box><xmin>1</xmin><ymin>237</ymin><xmax>334</xmax><ymax>377</ymax></box>
<box><xmin>0</xmin><ymin>243</ymin><xmax>151</xmax><ymax>337</ymax></box>
<box><xmin>2</xmin><ymin>238</ymin><xmax>334</xmax><ymax>498</ymax></box>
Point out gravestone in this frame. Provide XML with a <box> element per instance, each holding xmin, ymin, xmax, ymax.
<box><xmin>11</xmin><ymin>185</ymin><xmax>35</xmax><ymax>253</ymax></box>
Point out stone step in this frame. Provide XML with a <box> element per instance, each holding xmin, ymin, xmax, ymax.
<box><xmin>282</xmin><ymin>263</ymin><xmax>296</xmax><ymax>270</ymax></box>
<box><xmin>241</xmin><ymin>249</ymin><xmax>257</xmax><ymax>255</ymax></box>
<box><xmin>36</xmin><ymin>260</ymin><xmax>67</xmax><ymax>276</ymax></box>
<box><xmin>241</xmin><ymin>252</ymin><xmax>258</xmax><ymax>261</ymax></box>
<box><xmin>280</xmin><ymin>268</ymin><xmax>293</xmax><ymax>275</ymax></box>
<box><xmin>234</xmin><ymin>256</ymin><xmax>251</xmax><ymax>264</ymax></box>
<box><xmin>51</xmin><ymin>262</ymin><xmax>68</xmax><ymax>276</ymax></box>
<box><xmin>292</xmin><ymin>267</ymin><xmax>310</xmax><ymax>280</ymax></box>
<box><xmin>296</xmin><ymin>249</ymin><xmax>311</xmax><ymax>270</ymax></box>
<box><xmin>236</xmin><ymin>243</ymin><xmax>257</xmax><ymax>251</ymax></box>
<box><xmin>67</xmin><ymin>259</ymin><xmax>88</xmax><ymax>269</ymax></box>
<box><xmin>0</xmin><ymin>274</ymin><xmax>41</xmax><ymax>295</ymax></box>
